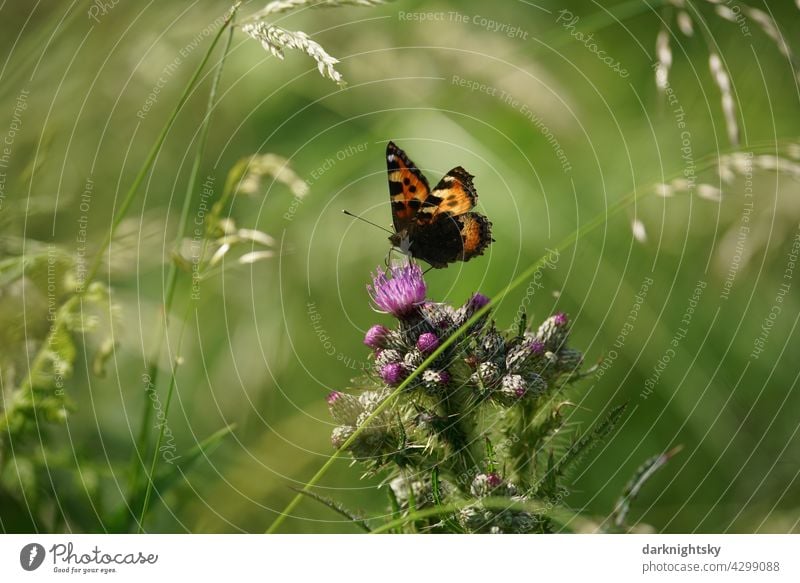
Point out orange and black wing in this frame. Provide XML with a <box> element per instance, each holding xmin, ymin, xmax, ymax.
<box><xmin>386</xmin><ymin>141</ymin><xmax>431</xmax><ymax>231</ymax></box>
<box><xmin>408</xmin><ymin>212</ymin><xmax>493</xmax><ymax>268</ymax></box>
<box><xmin>419</xmin><ymin>166</ymin><xmax>478</xmax><ymax>221</ymax></box>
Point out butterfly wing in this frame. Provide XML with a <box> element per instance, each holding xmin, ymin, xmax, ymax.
<box><xmin>420</xmin><ymin>166</ymin><xmax>478</xmax><ymax>221</ymax></box>
<box><xmin>408</xmin><ymin>212</ymin><xmax>493</xmax><ymax>268</ymax></box>
<box><xmin>386</xmin><ymin>143</ymin><xmax>493</xmax><ymax>268</ymax></box>
<box><xmin>386</xmin><ymin>141</ymin><xmax>432</xmax><ymax>232</ymax></box>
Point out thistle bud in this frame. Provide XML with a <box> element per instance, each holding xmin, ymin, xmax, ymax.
<box><xmin>420</xmin><ymin>302</ymin><xmax>456</xmax><ymax>332</ymax></box>
<box><xmin>477</xmin><ymin>329</ymin><xmax>506</xmax><ymax>363</ymax></box>
<box><xmin>327</xmin><ymin>391</ymin><xmax>363</xmax><ymax>425</ymax></box>
<box><xmin>380</xmin><ymin>362</ymin><xmax>407</xmax><ymax>386</ymax></box>
<box><xmin>403</xmin><ymin>348</ymin><xmax>425</xmax><ymax>370</ymax></box>
<box><xmin>331</xmin><ymin>425</ymin><xmax>355</xmax><ymax>448</ymax></box>
<box><xmin>526</xmin><ymin>372</ymin><xmax>547</xmax><ymax>396</ymax></box>
<box><xmin>498</xmin><ymin>374</ymin><xmax>528</xmax><ymax>403</ymax></box>
<box><xmin>363</xmin><ymin>324</ymin><xmax>390</xmax><ymax>349</ymax></box>
<box><xmin>535</xmin><ymin>312</ymin><xmax>570</xmax><ymax>351</ymax></box>
<box><xmin>505</xmin><ymin>343</ymin><xmax>530</xmax><ymax>372</ymax></box>
<box><xmin>416</xmin><ymin>332</ymin><xmax>440</xmax><ymax>354</ymax></box>
<box><xmin>454</xmin><ymin>292</ymin><xmax>491</xmax><ymax>327</ymax></box>
<box><xmin>557</xmin><ymin>348</ymin><xmax>584</xmax><ymax>373</ymax></box>
<box><xmin>375</xmin><ymin>349</ymin><xmax>403</xmax><ymax>368</ymax></box>
<box><xmin>470</xmin><ymin>472</ymin><xmax>504</xmax><ymax>497</ymax></box>
<box><xmin>422</xmin><ymin>369</ymin><xmax>451</xmax><ymax>391</ymax></box>
<box><xmin>469</xmin><ymin>361</ymin><xmax>503</xmax><ymax>389</ymax></box>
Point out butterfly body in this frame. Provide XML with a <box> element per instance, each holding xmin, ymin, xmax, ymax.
<box><xmin>385</xmin><ymin>141</ymin><xmax>493</xmax><ymax>268</ymax></box>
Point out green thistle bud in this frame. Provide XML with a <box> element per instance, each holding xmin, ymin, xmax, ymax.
<box><xmin>331</xmin><ymin>425</ymin><xmax>355</xmax><ymax>448</ymax></box>
<box><xmin>470</xmin><ymin>472</ymin><xmax>504</xmax><ymax>497</ymax></box>
<box><xmin>327</xmin><ymin>392</ymin><xmax>362</xmax><ymax>425</ymax></box>
<box><xmin>389</xmin><ymin>475</ymin><xmax>452</xmax><ymax>509</ymax></box>
<box><xmin>420</xmin><ymin>302</ymin><xmax>457</xmax><ymax>333</ymax></box>
<box><xmin>477</xmin><ymin>328</ymin><xmax>506</xmax><ymax>363</ymax></box>
<box><xmin>382</xmin><ymin>329</ymin><xmax>408</xmax><ymax>351</ymax></box>
<box><xmin>496</xmin><ymin>374</ymin><xmax>528</xmax><ymax>404</ymax></box>
<box><xmin>535</xmin><ymin>312</ymin><xmax>570</xmax><ymax>351</ymax></box>
<box><xmin>422</xmin><ymin>369</ymin><xmax>451</xmax><ymax>392</ymax></box>
<box><xmin>375</xmin><ymin>349</ymin><xmax>403</xmax><ymax>368</ymax></box>
<box><xmin>525</xmin><ymin>372</ymin><xmax>548</xmax><ymax>395</ymax></box>
<box><xmin>358</xmin><ymin>388</ymin><xmax>390</xmax><ymax>411</ymax></box>
<box><xmin>403</xmin><ymin>348</ymin><xmax>425</xmax><ymax>371</ymax></box>
<box><xmin>557</xmin><ymin>348</ymin><xmax>584</xmax><ymax>373</ymax></box>
<box><xmin>459</xmin><ymin>506</ymin><xmax>493</xmax><ymax>531</ymax></box>
<box><xmin>505</xmin><ymin>343</ymin><xmax>529</xmax><ymax>372</ymax></box>
<box><xmin>469</xmin><ymin>361</ymin><xmax>503</xmax><ymax>389</ymax></box>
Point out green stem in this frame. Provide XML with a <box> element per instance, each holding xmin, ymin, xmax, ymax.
<box><xmin>136</xmin><ymin>305</ymin><xmax>190</xmax><ymax>532</ymax></box>
<box><xmin>127</xmin><ymin>15</ymin><xmax>237</xmax><ymax>530</ymax></box>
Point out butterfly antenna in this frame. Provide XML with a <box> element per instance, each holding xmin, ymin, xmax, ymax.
<box><xmin>342</xmin><ymin>209</ymin><xmax>393</xmax><ymax>235</ymax></box>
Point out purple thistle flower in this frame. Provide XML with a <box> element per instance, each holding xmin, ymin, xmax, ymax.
<box><xmin>529</xmin><ymin>339</ymin><xmax>545</xmax><ymax>354</ymax></box>
<box><xmin>455</xmin><ymin>292</ymin><xmax>492</xmax><ymax>327</ymax></box>
<box><xmin>367</xmin><ymin>263</ymin><xmax>426</xmax><ymax>319</ymax></box>
<box><xmin>416</xmin><ymin>332</ymin><xmax>440</xmax><ymax>354</ymax></box>
<box><xmin>468</xmin><ymin>293</ymin><xmax>491</xmax><ymax>311</ymax></box>
<box><xmin>326</xmin><ymin>391</ymin><xmax>343</xmax><ymax>405</ymax></box>
<box><xmin>486</xmin><ymin>472</ymin><xmax>503</xmax><ymax>488</ymax></box>
<box><xmin>364</xmin><ymin>324</ymin><xmax>390</xmax><ymax>349</ymax></box>
<box><xmin>380</xmin><ymin>362</ymin><xmax>407</xmax><ymax>386</ymax></box>
<box><xmin>553</xmin><ymin>312</ymin><xmax>568</xmax><ymax>326</ymax></box>
<box><xmin>470</xmin><ymin>472</ymin><xmax>504</xmax><ymax>497</ymax></box>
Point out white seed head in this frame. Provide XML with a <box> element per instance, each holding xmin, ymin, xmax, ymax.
<box><xmin>632</xmin><ymin>219</ymin><xmax>647</xmax><ymax>243</ymax></box>
<box><xmin>677</xmin><ymin>11</ymin><xmax>694</xmax><ymax>36</ymax></box>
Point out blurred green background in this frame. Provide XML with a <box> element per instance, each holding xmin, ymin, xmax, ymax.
<box><xmin>1</xmin><ymin>0</ymin><xmax>799</xmax><ymax>533</ymax></box>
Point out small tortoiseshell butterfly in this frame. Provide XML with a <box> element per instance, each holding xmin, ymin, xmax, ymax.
<box><xmin>386</xmin><ymin>141</ymin><xmax>494</xmax><ymax>268</ymax></box>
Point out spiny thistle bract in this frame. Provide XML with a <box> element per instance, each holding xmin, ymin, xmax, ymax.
<box><xmin>326</xmin><ymin>259</ymin><xmax>624</xmax><ymax>533</ymax></box>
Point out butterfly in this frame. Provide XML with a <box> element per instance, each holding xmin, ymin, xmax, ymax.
<box><xmin>385</xmin><ymin>141</ymin><xmax>493</xmax><ymax>268</ymax></box>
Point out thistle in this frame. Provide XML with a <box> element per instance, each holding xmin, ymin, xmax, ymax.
<box><xmin>324</xmin><ymin>258</ymin><xmax>639</xmax><ymax>533</ymax></box>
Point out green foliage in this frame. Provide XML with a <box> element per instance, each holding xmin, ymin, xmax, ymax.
<box><xmin>1</xmin><ymin>0</ymin><xmax>799</xmax><ymax>534</ymax></box>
